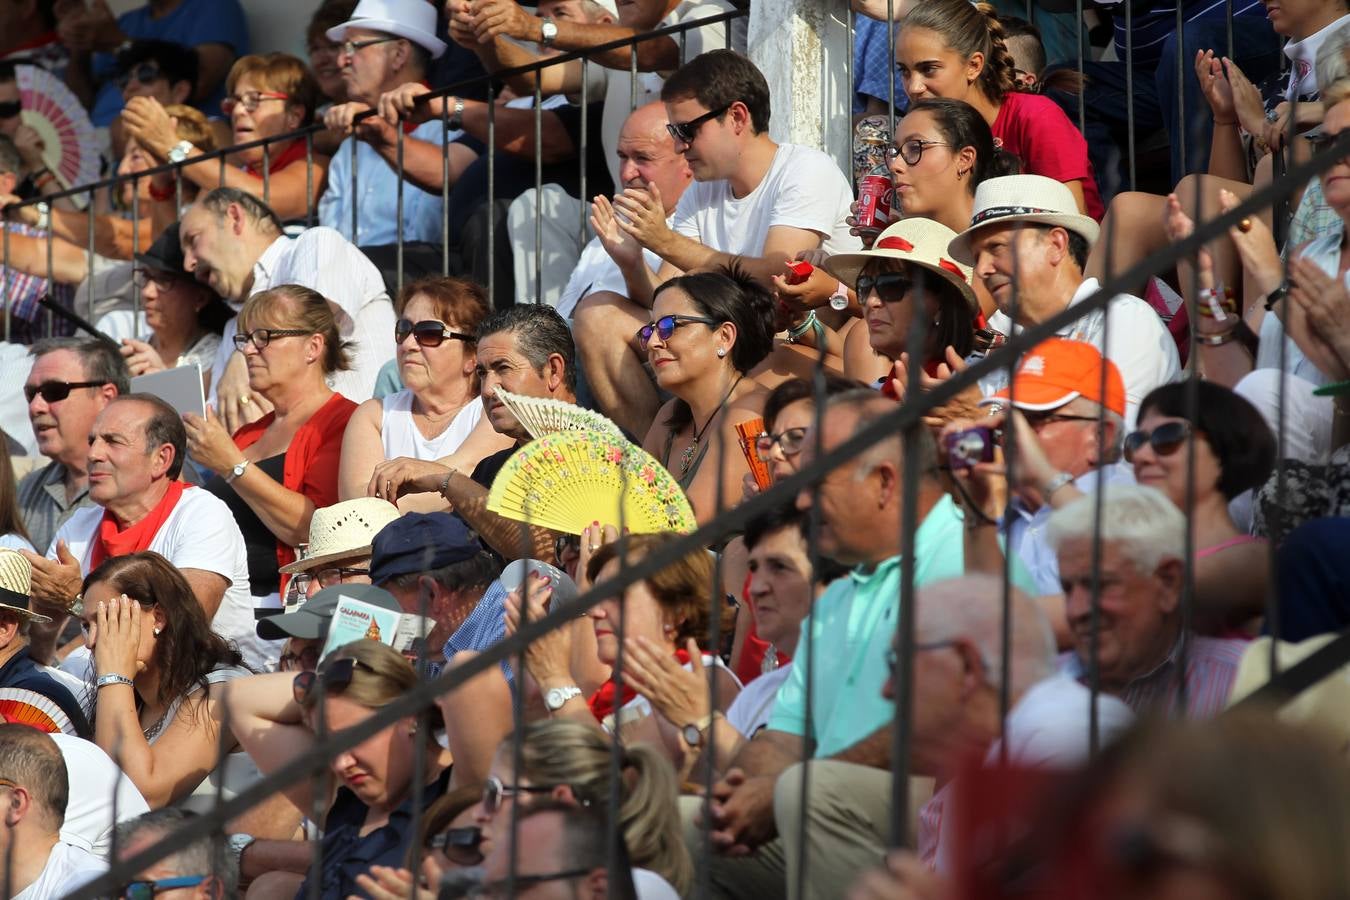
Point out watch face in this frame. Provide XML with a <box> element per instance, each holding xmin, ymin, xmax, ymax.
<box><xmin>682</xmin><ymin>724</ymin><xmax>702</xmax><ymax>747</ymax></box>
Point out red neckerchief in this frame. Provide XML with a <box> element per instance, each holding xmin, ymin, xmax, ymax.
<box><xmin>243</xmin><ymin>138</ymin><xmax>309</xmax><ymax>177</ymax></box>
<box><xmin>588</xmin><ymin>647</ymin><xmax>692</xmax><ymax>723</ymax></box>
<box><xmin>89</xmin><ymin>481</ymin><xmax>187</xmax><ymax>570</ymax></box>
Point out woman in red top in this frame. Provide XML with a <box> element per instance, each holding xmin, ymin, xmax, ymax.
<box><xmin>896</xmin><ymin>0</ymin><xmax>1104</xmax><ymax>220</ymax></box>
<box><xmin>185</xmin><ymin>284</ymin><xmax>356</xmax><ymax>610</ymax></box>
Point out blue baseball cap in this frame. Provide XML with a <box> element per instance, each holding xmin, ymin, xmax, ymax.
<box><xmin>369</xmin><ymin>513</ymin><xmax>482</xmax><ymax>584</ymax></box>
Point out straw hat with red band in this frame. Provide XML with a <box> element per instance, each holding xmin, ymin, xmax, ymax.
<box><xmin>978</xmin><ymin>338</ymin><xmax>1125</xmax><ymax>417</ymax></box>
<box><xmin>947</xmin><ymin>174</ymin><xmax>1101</xmax><ymax>266</ymax></box>
<box><xmin>823</xmin><ymin>218</ymin><xmax>978</xmax><ymax>311</ymax></box>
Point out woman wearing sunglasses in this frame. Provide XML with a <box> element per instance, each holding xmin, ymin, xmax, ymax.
<box><xmin>339</xmin><ymin>276</ymin><xmax>513</xmax><ymax>512</ymax></box>
<box><xmin>640</xmin><ymin>266</ymin><xmax>775</xmax><ymax>524</ymax></box>
<box><xmin>224</xmin><ymin>639</ymin><xmax>453</xmax><ymax>900</ymax></box>
<box><xmin>188</xmin><ymin>285</ymin><xmax>357</xmax><ymax>627</ymax></box>
<box><xmin>1125</xmin><ymin>381</ymin><xmax>1276</xmax><ymax>632</ymax></box>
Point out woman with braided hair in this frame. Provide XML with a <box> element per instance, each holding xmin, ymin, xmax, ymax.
<box><xmin>896</xmin><ymin>0</ymin><xmax>1104</xmax><ymax>219</ymax></box>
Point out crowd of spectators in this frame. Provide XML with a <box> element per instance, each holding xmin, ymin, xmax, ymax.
<box><xmin>0</xmin><ymin>1</ymin><xmax>1348</xmax><ymax>899</ymax></box>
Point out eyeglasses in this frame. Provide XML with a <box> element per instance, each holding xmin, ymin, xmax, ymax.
<box><xmin>340</xmin><ymin>36</ymin><xmax>399</xmax><ymax>58</ymax></box>
<box><xmin>886</xmin><ymin>639</ymin><xmax>985</xmax><ymax>679</ymax></box>
<box><xmin>0</xmin><ymin>100</ymin><xmax>21</xmax><ymax>119</ymax></box>
<box><xmin>313</xmin><ymin>566</ymin><xmax>370</xmax><ymax>588</ymax></box>
<box><xmin>425</xmin><ymin>825</ymin><xmax>485</xmax><ymax>865</ymax></box>
<box><xmin>885</xmin><ymin>138</ymin><xmax>952</xmax><ymax>166</ymax></box>
<box><xmin>222</xmin><ymin>90</ymin><xmax>291</xmax><ymax>116</ymax></box>
<box><xmin>232</xmin><ymin>328</ymin><xmax>310</xmax><ymax>351</ymax></box>
<box><xmin>856</xmin><ymin>272</ymin><xmax>914</xmax><ymax>302</ymax></box>
<box><xmin>481</xmin><ymin>774</ymin><xmax>559</xmax><ymax>815</ymax></box>
<box><xmin>116</xmin><ymin>62</ymin><xmax>163</xmax><ymax>89</ymax></box>
<box><xmin>666</xmin><ymin>103</ymin><xmax>732</xmax><ymax>145</ymax></box>
<box><xmin>292</xmin><ymin>656</ymin><xmax>373</xmax><ymax>704</ymax></box>
<box><xmin>1122</xmin><ymin>421</ymin><xmax>1192</xmax><ymax>464</ymax></box>
<box><xmin>133</xmin><ymin>267</ymin><xmax>181</xmax><ymax>291</ymax></box>
<box><xmin>636</xmin><ymin>314</ymin><xmax>717</xmax><ymax>349</ymax></box>
<box><xmin>278</xmin><ymin>644</ymin><xmax>321</xmax><ymax>673</ymax></box>
<box><xmin>469</xmin><ymin>868</ymin><xmax>597</xmax><ymax>899</ymax></box>
<box><xmin>0</xmin><ymin>778</ymin><xmax>17</xmax><ymax>790</ymax></box>
<box><xmin>755</xmin><ymin>426</ymin><xmax>808</xmax><ymax>460</ymax></box>
<box><xmin>119</xmin><ymin>877</ymin><xmax>208</xmax><ymax>900</ymax></box>
<box><xmin>395</xmin><ymin>318</ymin><xmax>475</xmax><ymax>348</ymax></box>
<box><xmin>1021</xmin><ymin>411</ymin><xmax>1101</xmax><ymax>430</ymax></box>
<box><xmin>24</xmin><ymin>380</ymin><xmax>109</xmax><ymax>404</ymax></box>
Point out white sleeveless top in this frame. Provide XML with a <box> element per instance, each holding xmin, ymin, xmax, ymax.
<box><xmin>380</xmin><ymin>388</ymin><xmax>484</xmax><ymax>460</ymax></box>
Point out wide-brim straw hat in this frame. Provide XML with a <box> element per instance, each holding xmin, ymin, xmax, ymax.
<box><xmin>948</xmin><ymin>174</ymin><xmax>1101</xmax><ymax>266</ymax></box>
<box><xmin>0</xmin><ymin>550</ymin><xmax>49</xmax><ymax>624</ymax></box>
<box><xmin>279</xmin><ymin>498</ymin><xmax>402</xmax><ymax>574</ymax></box>
<box><xmin>326</xmin><ymin>0</ymin><xmax>448</xmax><ymax>59</ymax></box>
<box><xmin>824</xmin><ymin>217</ymin><xmax>978</xmax><ymax>312</ymax></box>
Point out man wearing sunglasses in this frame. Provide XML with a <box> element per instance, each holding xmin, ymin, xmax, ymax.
<box><xmin>109</xmin><ymin>808</ymin><xmax>234</xmax><ymax>900</ymax></box>
<box><xmin>0</xmin><ymin>723</ymin><xmax>106</xmax><ymax>899</ymax></box>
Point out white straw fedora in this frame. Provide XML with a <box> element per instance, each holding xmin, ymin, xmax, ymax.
<box><xmin>326</xmin><ymin>0</ymin><xmax>448</xmax><ymax>59</ymax></box>
<box><xmin>280</xmin><ymin>498</ymin><xmax>403</xmax><ymax>574</ymax></box>
<box><xmin>824</xmin><ymin>217</ymin><xmax>977</xmax><ymax>311</ymax></box>
<box><xmin>0</xmin><ymin>550</ymin><xmax>49</xmax><ymax>623</ymax></box>
<box><xmin>947</xmin><ymin>174</ymin><xmax>1101</xmax><ymax>265</ymax></box>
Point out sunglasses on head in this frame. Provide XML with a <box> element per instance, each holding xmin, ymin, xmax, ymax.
<box><xmin>856</xmin><ymin>271</ymin><xmax>914</xmax><ymax>302</ymax></box>
<box><xmin>292</xmin><ymin>656</ymin><xmax>373</xmax><ymax>704</ymax></box>
<box><xmin>665</xmin><ymin>103</ymin><xmax>732</xmax><ymax>145</ymax></box>
<box><xmin>24</xmin><ymin>380</ymin><xmax>108</xmax><ymax>404</ymax></box>
<box><xmin>0</xmin><ymin>100</ymin><xmax>20</xmax><ymax>119</ymax></box>
<box><xmin>1122</xmin><ymin>421</ymin><xmax>1192</xmax><ymax>464</ymax></box>
<box><xmin>119</xmin><ymin>876</ymin><xmax>208</xmax><ymax>900</ymax></box>
<box><xmin>635</xmin><ymin>314</ymin><xmax>717</xmax><ymax>349</ymax></box>
<box><xmin>395</xmin><ymin>318</ymin><xmax>474</xmax><ymax>348</ymax></box>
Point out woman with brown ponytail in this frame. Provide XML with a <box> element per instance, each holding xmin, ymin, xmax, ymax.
<box><xmin>895</xmin><ymin>0</ymin><xmax>1105</xmax><ymax>220</ymax></box>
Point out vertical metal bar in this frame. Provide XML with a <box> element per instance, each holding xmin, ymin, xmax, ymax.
<box><xmin>1125</xmin><ymin>0</ymin><xmax>1137</xmax><ymax>192</ymax></box>
<box><xmin>846</xmin><ymin>4</ymin><xmax>855</xmax><ymax>170</ymax></box>
<box><xmin>533</xmin><ymin>80</ymin><xmax>543</xmax><ymax>305</ymax></box>
<box><xmin>487</xmin><ymin>83</ymin><xmax>496</xmax><ymax>303</ymax></box>
<box><xmin>306</xmin><ymin>130</ymin><xmax>316</xmax><ymax>227</ymax></box>
<box><xmin>442</xmin><ymin>97</ymin><xmax>451</xmax><ymax>276</ymax></box>
<box><xmin>396</xmin><ymin>126</ymin><xmax>405</xmax><ymax>296</ymax></box>
<box><xmin>1076</xmin><ymin>0</ymin><xmax>1086</xmax><ymax>133</ymax></box>
<box><xmin>87</xmin><ymin>188</ymin><xmax>96</xmax><ymax>323</ymax></box>
<box><xmin>887</xmin><ymin>0</ymin><xmax>896</xmax><ymax>136</ymax></box>
<box><xmin>350</xmin><ymin>134</ymin><xmax>359</xmax><ymax>244</ymax></box>
<box><xmin>579</xmin><ymin>57</ymin><xmax>589</xmax><ymax>251</ymax></box>
<box><xmin>2</xmin><ymin>226</ymin><xmax>10</xmax><ymax>342</ymax></box>
<box><xmin>1175</xmin><ymin>0</ymin><xmax>1187</xmax><ymax>174</ymax></box>
<box><xmin>44</xmin><ymin>213</ymin><xmax>53</xmax><ymax>337</ymax></box>
<box><xmin>130</xmin><ymin>178</ymin><xmax>141</xmax><ymax>340</ymax></box>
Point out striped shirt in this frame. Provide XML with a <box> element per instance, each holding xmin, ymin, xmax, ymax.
<box><xmin>1058</xmin><ymin>633</ymin><xmax>1247</xmax><ymax>718</ymax></box>
<box><xmin>1104</xmin><ymin>0</ymin><xmax>1267</xmax><ymax>69</ymax></box>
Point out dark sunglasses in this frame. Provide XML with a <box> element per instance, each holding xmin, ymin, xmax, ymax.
<box><xmin>755</xmin><ymin>426</ymin><xmax>807</xmax><ymax>460</ymax></box>
<box><xmin>636</xmin><ymin>314</ymin><xmax>717</xmax><ymax>349</ymax></box>
<box><xmin>395</xmin><ymin>318</ymin><xmax>474</xmax><ymax>348</ymax></box>
<box><xmin>856</xmin><ymin>271</ymin><xmax>914</xmax><ymax>302</ymax></box>
<box><xmin>666</xmin><ymin>103</ymin><xmax>731</xmax><ymax>144</ymax></box>
<box><xmin>24</xmin><ymin>379</ymin><xmax>108</xmax><ymax>404</ymax></box>
<box><xmin>1306</xmin><ymin>131</ymin><xmax>1350</xmax><ymax>165</ymax></box>
<box><xmin>426</xmin><ymin>825</ymin><xmax>485</xmax><ymax>864</ymax></box>
<box><xmin>1122</xmin><ymin>421</ymin><xmax>1192</xmax><ymax>464</ymax></box>
<box><xmin>233</xmin><ymin>327</ymin><xmax>310</xmax><ymax>351</ymax></box>
<box><xmin>117</xmin><ymin>62</ymin><xmax>163</xmax><ymax>89</ymax></box>
<box><xmin>0</xmin><ymin>100</ymin><xmax>20</xmax><ymax>119</ymax></box>
<box><xmin>482</xmin><ymin>774</ymin><xmax>558</xmax><ymax>815</ymax></box>
<box><xmin>292</xmin><ymin>656</ymin><xmax>372</xmax><ymax>704</ymax></box>
<box><xmin>120</xmin><ymin>877</ymin><xmax>207</xmax><ymax>899</ymax></box>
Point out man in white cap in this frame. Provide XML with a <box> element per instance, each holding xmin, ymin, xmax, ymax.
<box><xmin>948</xmin><ymin>174</ymin><xmax>1180</xmax><ymax>426</ymax></box>
<box><xmin>319</xmin><ymin>0</ymin><xmax>453</xmax><ymax>248</ymax></box>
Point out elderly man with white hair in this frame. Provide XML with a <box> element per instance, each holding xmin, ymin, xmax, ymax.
<box><xmin>1047</xmin><ymin>484</ymin><xmax>1247</xmax><ymax>717</ymax></box>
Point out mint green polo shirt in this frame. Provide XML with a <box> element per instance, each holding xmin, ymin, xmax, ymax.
<box><xmin>765</xmin><ymin>493</ymin><xmax>1035</xmax><ymax>758</ymax></box>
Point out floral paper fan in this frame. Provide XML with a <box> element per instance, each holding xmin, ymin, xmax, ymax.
<box><xmin>493</xmin><ymin>386</ymin><xmax>623</xmax><ymax>440</ymax></box>
<box><xmin>488</xmin><ymin>429</ymin><xmax>696</xmax><ymax>535</ymax></box>
<box><xmin>18</xmin><ymin>65</ymin><xmax>99</xmax><ymax>205</ymax></box>
<box><xmin>0</xmin><ymin>687</ymin><xmax>75</xmax><ymax>734</ymax></box>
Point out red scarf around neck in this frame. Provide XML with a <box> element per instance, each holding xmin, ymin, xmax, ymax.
<box><xmin>588</xmin><ymin>647</ymin><xmax>692</xmax><ymax>723</ymax></box>
<box><xmin>90</xmin><ymin>481</ymin><xmax>187</xmax><ymax>569</ymax></box>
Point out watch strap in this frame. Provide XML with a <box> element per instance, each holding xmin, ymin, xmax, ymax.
<box><xmin>96</xmin><ymin>673</ymin><xmax>134</xmax><ymax>689</ymax></box>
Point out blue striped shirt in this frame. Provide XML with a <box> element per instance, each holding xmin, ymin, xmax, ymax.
<box><xmin>1110</xmin><ymin>0</ymin><xmax>1267</xmax><ymax>69</ymax></box>
<box><xmin>441</xmin><ymin>580</ymin><xmax>514</xmax><ymax>683</ymax></box>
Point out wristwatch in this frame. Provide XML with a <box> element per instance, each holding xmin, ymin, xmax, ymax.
<box><xmin>225</xmin><ymin>459</ymin><xmax>251</xmax><ymax>483</ymax></box>
<box><xmin>682</xmin><ymin>713</ymin><xmax>717</xmax><ymax>748</ymax></box>
<box><xmin>539</xmin><ymin>16</ymin><xmax>558</xmax><ymax>46</ymax></box>
<box><xmin>227</xmin><ymin>834</ymin><xmax>255</xmax><ymax>871</ymax></box>
<box><xmin>828</xmin><ymin>280</ymin><xmax>850</xmax><ymax>311</ymax></box>
<box><xmin>447</xmin><ymin>97</ymin><xmax>465</xmax><ymax>130</ymax></box>
<box><xmin>167</xmin><ymin>140</ymin><xmax>195</xmax><ymax>164</ymax></box>
<box><xmin>544</xmin><ymin>684</ymin><xmax>582</xmax><ymax>711</ymax></box>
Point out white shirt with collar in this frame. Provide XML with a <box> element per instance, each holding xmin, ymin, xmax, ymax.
<box><xmin>12</xmin><ymin>840</ymin><xmax>105</xmax><ymax>899</ymax></box>
<box><xmin>207</xmin><ymin>227</ymin><xmax>396</xmax><ymax>406</ymax></box>
<box><xmin>982</xmin><ymin>277</ymin><xmax>1181</xmax><ymax>427</ymax></box>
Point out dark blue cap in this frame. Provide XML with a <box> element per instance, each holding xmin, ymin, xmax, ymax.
<box><xmin>369</xmin><ymin>512</ymin><xmax>481</xmax><ymax>583</ymax></box>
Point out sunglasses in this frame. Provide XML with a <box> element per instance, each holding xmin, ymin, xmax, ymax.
<box><xmin>1122</xmin><ymin>421</ymin><xmax>1192</xmax><ymax>464</ymax></box>
<box><xmin>754</xmin><ymin>426</ymin><xmax>807</xmax><ymax>460</ymax></box>
<box><xmin>292</xmin><ymin>656</ymin><xmax>373</xmax><ymax>704</ymax></box>
<box><xmin>117</xmin><ymin>62</ymin><xmax>163</xmax><ymax>89</ymax></box>
<box><xmin>426</xmin><ymin>825</ymin><xmax>485</xmax><ymax>865</ymax></box>
<box><xmin>232</xmin><ymin>327</ymin><xmax>310</xmax><ymax>351</ymax></box>
<box><xmin>312</xmin><ymin>566</ymin><xmax>370</xmax><ymax>588</ymax></box>
<box><xmin>0</xmin><ymin>100</ymin><xmax>20</xmax><ymax>119</ymax></box>
<box><xmin>666</xmin><ymin>103</ymin><xmax>732</xmax><ymax>145</ymax></box>
<box><xmin>278</xmin><ymin>644</ymin><xmax>321</xmax><ymax>673</ymax></box>
<box><xmin>395</xmin><ymin>318</ymin><xmax>475</xmax><ymax>348</ymax></box>
<box><xmin>885</xmin><ymin>138</ymin><xmax>952</xmax><ymax>167</ymax></box>
<box><xmin>119</xmin><ymin>877</ymin><xmax>208</xmax><ymax>899</ymax></box>
<box><xmin>221</xmin><ymin>90</ymin><xmax>290</xmax><ymax>116</ymax></box>
<box><xmin>856</xmin><ymin>271</ymin><xmax>914</xmax><ymax>302</ymax></box>
<box><xmin>24</xmin><ymin>379</ymin><xmax>108</xmax><ymax>404</ymax></box>
<box><xmin>133</xmin><ymin>267</ymin><xmax>181</xmax><ymax>292</ymax></box>
<box><xmin>481</xmin><ymin>774</ymin><xmax>558</xmax><ymax>815</ymax></box>
<box><xmin>636</xmin><ymin>314</ymin><xmax>717</xmax><ymax>349</ymax></box>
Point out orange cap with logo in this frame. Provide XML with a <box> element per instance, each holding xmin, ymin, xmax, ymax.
<box><xmin>980</xmin><ymin>338</ymin><xmax>1125</xmax><ymax>417</ymax></box>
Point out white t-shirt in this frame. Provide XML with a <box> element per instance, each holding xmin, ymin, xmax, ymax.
<box><xmin>50</xmin><ymin>486</ymin><xmax>268</xmax><ymax>669</ymax></box>
<box><xmin>672</xmin><ymin>143</ymin><xmax>861</xmax><ymax>261</ymax></box>
<box><xmin>556</xmin><ymin>228</ymin><xmax>665</xmax><ymax>319</ymax></box>
<box><xmin>380</xmin><ymin>390</ymin><xmax>484</xmax><ymax>461</ymax></box>
<box><xmin>13</xmin><ymin>841</ymin><xmax>105</xmax><ymax>900</ymax></box>
<box><xmin>50</xmin><ymin>733</ymin><xmax>150</xmax><ymax>859</ymax></box>
<box><xmin>725</xmin><ymin>663</ymin><xmax>791</xmax><ymax>739</ymax></box>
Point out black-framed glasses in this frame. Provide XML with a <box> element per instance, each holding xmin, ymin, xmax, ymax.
<box><xmin>755</xmin><ymin>426</ymin><xmax>808</xmax><ymax>460</ymax></box>
<box><xmin>1021</xmin><ymin>411</ymin><xmax>1101</xmax><ymax>430</ymax></box>
<box><xmin>885</xmin><ymin>138</ymin><xmax>952</xmax><ymax>166</ymax></box>
<box><xmin>221</xmin><ymin>90</ymin><xmax>290</xmax><ymax>116</ymax></box>
<box><xmin>1122</xmin><ymin>421</ymin><xmax>1192</xmax><ymax>464</ymax></box>
<box><xmin>233</xmin><ymin>328</ymin><xmax>310</xmax><ymax>351</ymax></box>
<box><xmin>636</xmin><ymin>314</ymin><xmax>717</xmax><ymax>349</ymax></box>
<box><xmin>24</xmin><ymin>380</ymin><xmax>109</xmax><ymax>404</ymax></box>
<box><xmin>470</xmin><ymin>868</ymin><xmax>596</xmax><ymax>898</ymax></box>
<box><xmin>666</xmin><ymin>103</ymin><xmax>732</xmax><ymax>145</ymax></box>
<box><xmin>856</xmin><ymin>272</ymin><xmax>914</xmax><ymax>302</ymax></box>
<box><xmin>133</xmin><ymin>267</ymin><xmax>181</xmax><ymax>291</ymax></box>
<box><xmin>116</xmin><ymin>62</ymin><xmax>163</xmax><ymax>89</ymax></box>
<box><xmin>313</xmin><ymin>566</ymin><xmax>370</xmax><ymax>588</ymax></box>
<box><xmin>292</xmin><ymin>656</ymin><xmax>373</xmax><ymax>704</ymax></box>
<box><xmin>340</xmin><ymin>36</ymin><xmax>399</xmax><ymax>58</ymax></box>
<box><xmin>120</xmin><ymin>876</ymin><xmax>208</xmax><ymax>899</ymax></box>
<box><xmin>278</xmin><ymin>644</ymin><xmax>321</xmax><ymax>673</ymax></box>
<box><xmin>395</xmin><ymin>318</ymin><xmax>475</xmax><ymax>348</ymax></box>
<box><xmin>481</xmin><ymin>774</ymin><xmax>558</xmax><ymax>815</ymax></box>
<box><xmin>0</xmin><ymin>100</ymin><xmax>21</xmax><ymax>119</ymax></box>
<box><xmin>426</xmin><ymin>825</ymin><xmax>486</xmax><ymax>865</ymax></box>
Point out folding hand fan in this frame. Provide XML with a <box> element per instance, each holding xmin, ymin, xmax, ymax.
<box><xmin>735</xmin><ymin>417</ymin><xmax>772</xmax><ymax>491</ymax></box>
<box><xmin>493</xmin><ymin>386</ymin><xmax>624</xmax><ymax>440</ymax></box>
<box><xmin>17</xmin><ymin>65</ymin><xmax>100</xmax><ymax>205</ymax></box>
<box><xmin>487</xmin><ymin>429</ymin><xmax>697</xmax><ymax>535</ymax></box>
<box><xmin>0</xmin><ymin>686</ymin><xmax>76</xmax><ymax>734</ymax></box>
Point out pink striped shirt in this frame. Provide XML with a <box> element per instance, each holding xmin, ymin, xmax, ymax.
<box><xmin>1059</xmin><ymin>634</ymin><xmax>1247</xmax><ymax>718</ymax></box>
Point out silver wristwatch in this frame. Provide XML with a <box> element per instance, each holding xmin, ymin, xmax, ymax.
<box><xmin>539</xmin><ymin>16</ymin><xmax>558</xmax><ymax>46</ymax></box>
<box><xmin>227</xmin><ymin>833</ymin><xmax>255</xmax><ymax>871</ymax></box>
<box><xmin>167</xmin><ymin>140</ymin><xmax>195</xmax><ymax>164</ymax></box>
<box><xmin>448</xmin><ymin>97</ymin><xmax>465</xmax><ymax>130</ymax></box>
<box><xmin>225</xmin><ymin>459</ymin><xmax>251</xmax><ymax>483</ymax></box>
<box><xmin>544</xmin><ymin>684</ymin><xmax>581</xmax><ymax>710</ymax></box>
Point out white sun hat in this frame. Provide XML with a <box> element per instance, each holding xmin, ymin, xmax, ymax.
<box><xmin>947</xmin><ymin>174</ymin><xmax>1101</xmax><ymax>265</ymax></box>
<box><xmin>279</xmin><ymin>497</ymin><xmax>403</xmax><ymax>575</ymax></box>
<box><xmin>326</xmin><ymin>0</ymin><xmax>448</xmax><ymax>59</ymax></box>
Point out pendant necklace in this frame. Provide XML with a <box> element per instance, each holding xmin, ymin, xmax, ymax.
<box><xmin>681</xmin><ymin>373</ymin><xmax>745</xmax><ymax>476</ymax></box>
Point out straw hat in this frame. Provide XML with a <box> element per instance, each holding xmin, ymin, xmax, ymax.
<box><xmin>326</xmin><ymin>0</ymin><xmax>448</xmax><ymax>59</ymax></box>
<box><xmin>947</xmin><ymin>174</ymin><xmax>1101</xmax><ymax>265</ymax></box>
<box><xmin>823</xmin><ymin>218</ymin><xmax>977</xmax><ymax>311</ymax></box>
<box><xmin>279</xmin><ymin>498</ymin><xmax>402</xmax><ymax>574</ymax></box>
<box><xmin>0</xmin><ymin>550</ymin><xmax>50</xmax><ymax>623</ymax></box>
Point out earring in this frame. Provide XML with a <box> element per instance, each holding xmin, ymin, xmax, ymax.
<box><xmin>716</xmin><ymin>347</ymin><xmax>727</xmax><ymax>358</ymax></box>
<box><xmin>153</xmin><ymin>627</ymin><xmax>162</xmax><ymax>636</ymax></box>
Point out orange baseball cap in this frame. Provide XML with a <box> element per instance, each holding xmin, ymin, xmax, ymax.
<box><xmin>979</xmin><ymin>338</ymin><xmax>1126</xmax><ymax>417</ymax></box>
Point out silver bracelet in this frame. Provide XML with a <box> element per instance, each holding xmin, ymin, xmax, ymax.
<box><xmin>1043</xmin><ymin>471</ymin><xmax>1075</xmax><ymax>497</ymax></box>
<box><xmin>96</xmin><ymin>673</ymin><xmax>134</xmax><ymax>689</ymax></box>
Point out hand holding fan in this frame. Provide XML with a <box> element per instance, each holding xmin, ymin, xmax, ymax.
<box><xmin>493</xmin><ymin>386</ymin><xmax>624</xmax><ymax>440</ymax></box>
<box><xmin>16</xmin><ymin>65</ymin><xmax>100</xmax><ymax>207</ymax></box>
<box><xmin>735</xmin><ymin>417</ymin><xmax>772</xmax><ymax>491</ymax></box>
<box><xmin>488</xmin><ymin>430</ymin><xmax>697</xmax><ymax>535</ymax></box>
<box><xmin>0</xmin><ymin>687</ymin><xmax>77</xmax><ymax>734</ymax></box>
